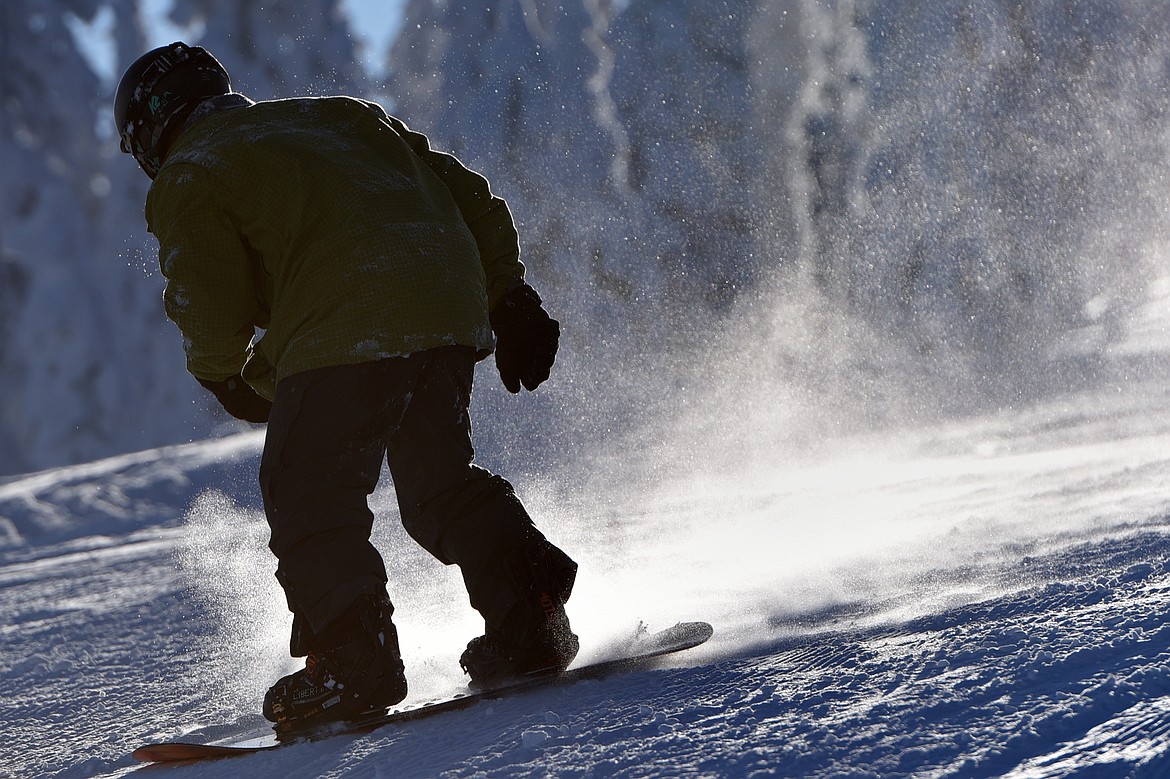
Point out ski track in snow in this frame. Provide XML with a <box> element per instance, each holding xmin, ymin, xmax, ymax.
<box><xmin>7</xmin><ymin>356</ymin><xmax>1170</xmax><ymax>776</ymax></box>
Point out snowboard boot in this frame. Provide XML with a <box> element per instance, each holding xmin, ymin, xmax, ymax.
<box><xmin>459</xmin><ymin>543</ymin><xmax>579</xmax><ymax>688</ymax></box>
<box><xmin>263</xmin><ymin>592</ymin><xmax>407</xmax><ymax>731</ymax></box>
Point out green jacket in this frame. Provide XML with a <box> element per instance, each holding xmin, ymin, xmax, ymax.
<box><xmin>145</xmin><ymin>96</ymin><xmax>524</xmax><ymax>399</ymax></box>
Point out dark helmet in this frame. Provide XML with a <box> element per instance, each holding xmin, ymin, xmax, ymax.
<box><xmin>113</xmin><ymin>42</ymin><xmax>231</xmax><ymax>179</ymax></box>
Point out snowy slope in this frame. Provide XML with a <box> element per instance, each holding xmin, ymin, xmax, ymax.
<box><xmin>6</xmin><ymin>280</ymin><xmax>1170</xmax><ymax>777</ymax></box>
<box><xmin>6</xmin><ymin>2</ymin><xmax>1170</xmax><ymax>777</ymax></box>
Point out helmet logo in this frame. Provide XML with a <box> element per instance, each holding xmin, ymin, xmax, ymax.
<box><xmin>148</xmin><ymin>91</ymin><xmax>175</xmax><ymax>119</ymax></box>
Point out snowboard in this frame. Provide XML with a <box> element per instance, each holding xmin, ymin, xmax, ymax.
<box><xmin>132</xmin><ymin>620</ymin><xmax>713</xmax><ymax>764</ymax></box>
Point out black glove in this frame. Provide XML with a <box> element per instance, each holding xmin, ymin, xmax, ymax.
<box><xmin>197</xmin><ymin>374</ymin><xmax>272</xmax><ymax>423</ymax></box>
<box><xmin>490</xmin><ymin>283</ymin><xmax>559</xmax><ymax>393</ymax></box>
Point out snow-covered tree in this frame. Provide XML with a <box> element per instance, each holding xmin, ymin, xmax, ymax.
<box><xmin>0</xmin><ymin>0</ymin><xmax>360</xmax><ymax>475</ymax></box>
<box><xmin>3</xmin><ymin>0</ymin><xmax>1170</xmax><ymax>475</ymax></box>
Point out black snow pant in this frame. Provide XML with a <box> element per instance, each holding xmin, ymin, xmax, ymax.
<box><xmin>258</xmin><ymin>345</ymin><xmax>576</xmax><ymax>656</ymax></box>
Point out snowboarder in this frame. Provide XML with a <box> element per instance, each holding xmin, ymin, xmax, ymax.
<box><xmin>113</xmin><ymin>42</ymin><xmax>579</xmax><ymax>730</ymax></box>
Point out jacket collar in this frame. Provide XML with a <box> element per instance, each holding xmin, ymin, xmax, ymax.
<box><xmin>182</xmin><ymin>92</ymin><xmax>255</xmax><ymax>134</ymax></box>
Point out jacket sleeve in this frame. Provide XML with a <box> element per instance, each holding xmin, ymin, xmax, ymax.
<box><xmin>146</xmin><ymin>163</ymin><xmax>262</xmax><ymax>383</ymax></box>
<box><xmin>367</xmin><ymin>103</ymin><xmax>525</xmax><ymax>311</ymax></box>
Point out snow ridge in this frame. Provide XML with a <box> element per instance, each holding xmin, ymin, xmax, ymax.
<box><xmin>6</xmin><ymin>363</ymin><xmax>1170</xmax><ymax>776</ymax></box>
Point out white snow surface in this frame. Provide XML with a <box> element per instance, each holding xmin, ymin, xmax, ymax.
<box><xmin>7</xmin><ymin>2</ymin><xmax>1170</xmax><ymax>777</ymax></box>
<box><xmin>6</xmin><ymin>286</ymin><xmax>1170</xmax><ymax>778</ymax></box>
